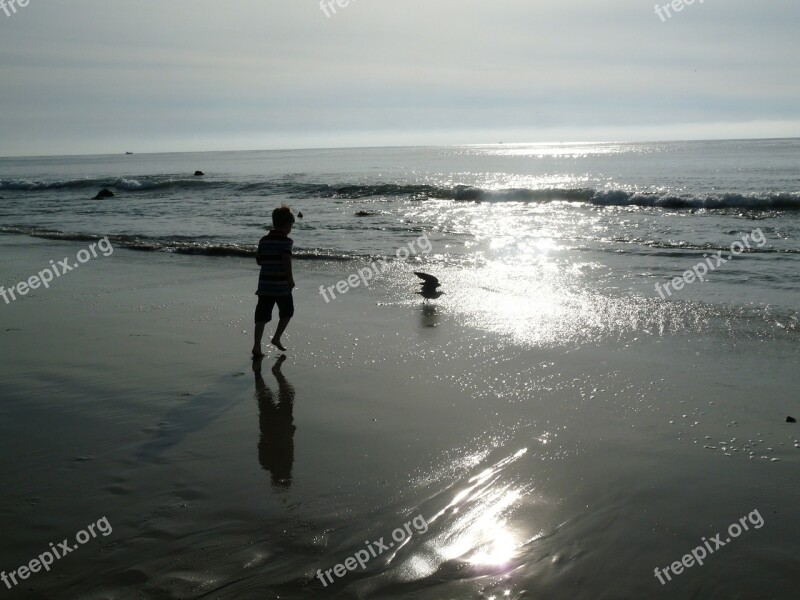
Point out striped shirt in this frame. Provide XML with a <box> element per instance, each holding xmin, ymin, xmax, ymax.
<box><xmin>256</xmin><ymin>231</ymin><xmax>293</xmax><ymax>296</ymax></box>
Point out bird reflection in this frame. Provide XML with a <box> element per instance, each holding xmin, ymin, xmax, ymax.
<box><xmin>253</xmin><ymin>355</ymin><xmax>296</xmax><ymax>489</ymax></box>
<box><xmin>420</xmin><ymin>303</ymin><xmax>440</xmax><ymax>328</ymax></box>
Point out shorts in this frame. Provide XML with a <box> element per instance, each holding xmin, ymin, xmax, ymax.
<box><xmin>255</xmin><ymin>293</ymin><xmax>294</xmax><ymax>323</ymax></box>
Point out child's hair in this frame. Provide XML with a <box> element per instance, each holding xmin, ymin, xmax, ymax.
<box><xmin>272</xmin><ymin>205</ymin><xmax>295</xmax><ymax>228</ymax></box>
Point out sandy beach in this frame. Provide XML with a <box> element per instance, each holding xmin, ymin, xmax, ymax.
<box><xmin>1</xmin><ymin>231</ymin><xmax>797</xmax><ymax>599</ymax></box>
<box><xmin>2</xmin><ymin>0</ymin><xmax>800</xmax><ymax>596</ymax></box>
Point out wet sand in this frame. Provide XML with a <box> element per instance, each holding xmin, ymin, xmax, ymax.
<box><xmin>0</xmin><ymin>233</ymin><xmax>798</xmax><ymax>599</ymax></box>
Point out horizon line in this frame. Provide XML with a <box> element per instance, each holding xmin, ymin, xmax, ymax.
<box><xmin>1</xmin><ymin>135</ymin><xmax>799</xmax><ymax>160</ymax></box>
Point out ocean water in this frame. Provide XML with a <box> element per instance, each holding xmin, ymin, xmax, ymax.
<box><xmin>1</xmin><ymin>141</ymin><xmax>799</xmax><ymax>599</ymax></box>
<box><xmin>1</xmin><ymin>139</ymin><xmax>798</xmax><ymax>342</ymax></box>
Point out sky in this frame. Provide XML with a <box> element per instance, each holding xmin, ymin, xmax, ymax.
<box><xmin>0</xmin><ymin>0</ymin><xmax>799</xmax><ymax>156</ymax></box>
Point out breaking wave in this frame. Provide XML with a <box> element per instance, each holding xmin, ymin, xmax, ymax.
<box><xmin>0</xmin><ymin>225</ymin><xmax>354</xmax><ymax>261</ymax></box>
<box><xmin>2</xmin><ymin>176</ymin><xmax>799</xmax><ymax>210</ymax></box>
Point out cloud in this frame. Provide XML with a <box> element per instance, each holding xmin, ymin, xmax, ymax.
<box><xmin>1</xmin><ymin>0</ymin><xmax>798</xmax><ymax>155</ymax></box>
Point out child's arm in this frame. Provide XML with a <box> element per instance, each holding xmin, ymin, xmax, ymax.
<box><xmin>282</xmin><ymin>254</ymin><xmax>295</xmax><ymax>288</ymax></box>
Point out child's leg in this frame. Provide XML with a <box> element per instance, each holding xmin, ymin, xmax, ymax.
<box><xmin>253</xmin><ymin>296</ymin><xmax>276</xmax><ymax>356</ymax></box>
<box><xmin>271</xmin><ymin>294</ymin><xmax>295</xmax><ymax>351</ymax></box>
<box><xmin>272</xmin><ymin>318</ymin><xmax>291</xmax><ymax>350</ymax></box>
<box><xmin>253</xmin><ymin>322</ymin><xmax>267</xmax><ymax>356</ymax></box>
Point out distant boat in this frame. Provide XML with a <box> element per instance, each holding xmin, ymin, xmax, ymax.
<box><xmin>125</xmin><ymin>151</ymin><xmax>133</xmax><ymax>155</ymax></box>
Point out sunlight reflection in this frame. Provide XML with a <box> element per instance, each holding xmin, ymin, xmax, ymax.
<box><xmin>368</xmin><ymin>449</ymin><xmax>536</xmax><ymax>594</ymax></box>
<box><xmin>427</xmin><ymin>449</ymin><xmax>529</xmax><ymax>570</ymax></box>
<box><xmin>460</xmin><ymin>142</ymin><xmax>658</xmax><ymax>158</ymax></box>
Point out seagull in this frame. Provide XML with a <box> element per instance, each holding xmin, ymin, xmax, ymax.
<box><xmin>414</xmin><ymin>272</ymin><xmax>444</xmax><ymax>301</ymax></box>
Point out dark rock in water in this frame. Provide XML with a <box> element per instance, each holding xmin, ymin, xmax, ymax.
<box><xmin>297</xmin><ymin>212</ymin><xmax>304</xmax><ymax>219</ymax></box>
<box><xmin>787</xmin><ymin>416</ymin><xmax>797</xmax><ymax>423</ymax></box>
<box><xmin>355</xmin><ymin>210</ymin><xmax>379</xmax><ymax>217</ymax></box>
<box><xmin>93</xmin><ymin>189</ymin><xmax>114</xmax><ymax>200</ymax></box>
<box><xmin>194</xmin><ymin>170</ymin><xmax>205</xmax><ymax>176</ymax></box>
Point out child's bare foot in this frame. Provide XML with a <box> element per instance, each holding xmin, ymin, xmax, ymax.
<box><xmin>271</xmin><ymin>338</ymin><xmax>286</xmax><ymax>352</ymax></box>
<box><xmin>252</xmin><ymin>348</ymin><xmax>265</xmax><ymax>358</ymax></box>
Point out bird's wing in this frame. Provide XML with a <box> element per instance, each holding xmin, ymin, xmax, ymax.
<box><xmin>414</xmin><ymin>271</ymin><xmax>440</xmax><ymax>286</ymax></box>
